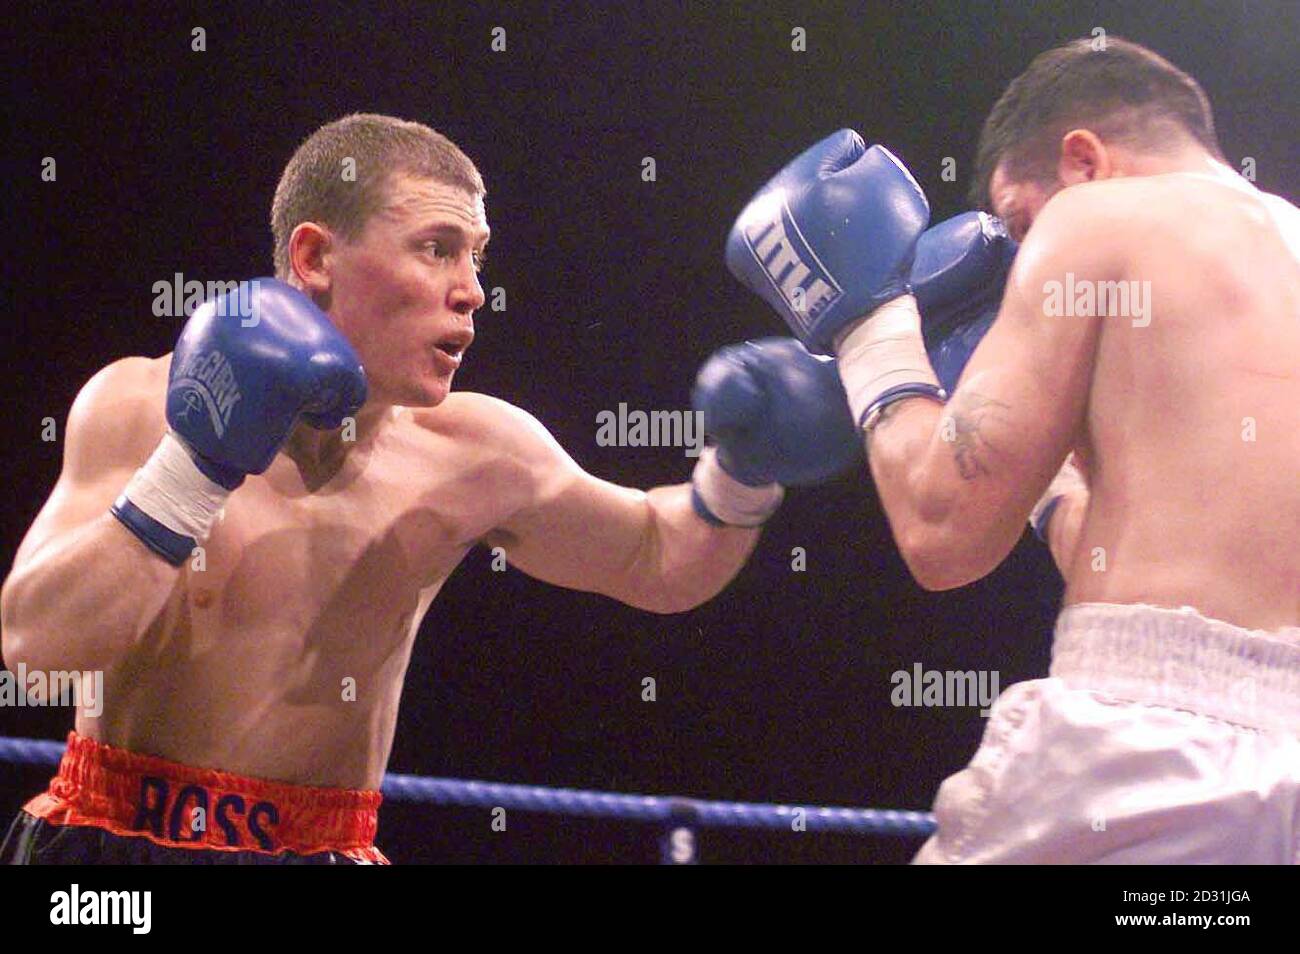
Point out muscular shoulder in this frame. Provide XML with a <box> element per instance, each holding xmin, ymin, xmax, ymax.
<box><xmin>1028</xmin><ymin>180</ymin><xmax>1153</xmax><ymax>253</ymax></box>
<box><xmin>1015</xmin><ymin>175</ymin><xmax>1243</xmax><ymax>282</ymax></box>
<box><xmin>1045</xmin><ymin>174</ymin><xmax>1275</xmax><ymax>249</ymax></box>
<box><xmin>408</xmin><ymin>392</ymin><xmax>577</xmax><ymax>490</ymax></box>
<box><xmin>410</xmin><ymin>392</ymin><xmax>558</xmax><ymax>453</ymax></box>
<box><xmin>65</xmin><ymin>355</ymin><xmax>170</xmax><ymax>478</ymax></box>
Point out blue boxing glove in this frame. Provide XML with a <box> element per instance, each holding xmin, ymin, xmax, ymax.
<box><xmin>164</xmin><ymin>279</ymin><xmax>367</xmax><ymax>488</ymax></box>
<box><xmin>834</xmin><ymin>211</ymin><xmax>1017</xmax><ymax>432</ymax></box>
<box><xmin>726</xmin><ymin>130</ymin><xmax>930</xmax><ymax>355</ymax></box>
<box><xmin>112</xmin><ymin>279</ymin><xmax>367</xmax><ymax>565</ymax></box>
<box><xmin>690</xmin><ymin>338</ymin><xmax>861</xmax><ymax>527</ymax></box>
<box><xmin>912</xmin><ymin>211</ymin><xmax>1017</xmax><ymax>394</ymax></box>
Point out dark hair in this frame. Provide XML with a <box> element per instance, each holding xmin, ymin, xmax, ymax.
<box><xmin>970</xmin><ymin>36</ymin><xmax>1223</xmax><ymax>208</ymax></box>
<box><xmin>271</xmin><ymin>113</ymin><xmax>485</xmax><ymax>279</ymax></box>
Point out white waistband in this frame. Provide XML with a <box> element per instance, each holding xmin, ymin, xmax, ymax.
<box><xmin>1050</xmin><ymin>603</ymin><xmax>1300</xmax><ymax>734</ymax></box>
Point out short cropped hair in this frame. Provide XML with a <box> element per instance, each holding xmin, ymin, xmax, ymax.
<box><xmin>970</xmin><ymin>37</ymin><xmax>1223</xmax><ymax>209</ymax></box>
<box><xmin>271</xmin><ymin>113</ymin><xmax>485</xmax><ymax>278</ymax></box>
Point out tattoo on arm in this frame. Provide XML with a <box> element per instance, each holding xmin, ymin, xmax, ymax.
<box><xmin>944</xmin><ymin>391</ymin><xmax>1011</xmax><ymax>480</ymax></box>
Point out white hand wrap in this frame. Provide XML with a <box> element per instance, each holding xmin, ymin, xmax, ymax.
<box><xmin>835</xmin><ymin>295</ymin><xmax>944</xmax><ymax>429</ymax></box>
<box><xmin>691</xmin><ymin>446</ymin><xmax>784</xmax><ymax>527</ymax></box>
<box><xmin>120</xmin><ymin>431</ymin><xmax>232</xmax><ymax>541</ymax></box>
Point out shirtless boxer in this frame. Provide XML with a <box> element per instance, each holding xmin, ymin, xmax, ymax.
<box><xmin>0</xmin><ymin>113</ymin><xmax>860</xmax><ymax>863</ymax></box>
<box><xmin>727</xmin><ymin>37</ymin><xmax>1299</xmax><ymax>862</ymax></box>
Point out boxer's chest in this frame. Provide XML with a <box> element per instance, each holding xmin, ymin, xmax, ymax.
<box><xmin>180</xmin><ymin>435</ymin><xmax>495</xmax><ymax>634</ymax></box>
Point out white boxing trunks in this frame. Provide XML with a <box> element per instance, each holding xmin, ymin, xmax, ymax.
<box><xmin>913</xmin><ymin>602</ymin><xmax>1300</xmax><ymax>864</ymax></box>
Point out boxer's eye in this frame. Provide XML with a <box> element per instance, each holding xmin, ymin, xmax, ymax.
<box><xmin>422</xmin><ymin>240</ymin><xmax>450</xmax><ymax>260</ymax></box>
<box><xmin>472</xmin><ymin>250</ymin><xmax>487</xmax><ymax>273</ymax></box>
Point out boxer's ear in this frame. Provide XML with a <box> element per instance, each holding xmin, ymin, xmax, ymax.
<box><xmin>288</xmin><ymin>221</ymin><xmax>333</xmax><ymax>297</ymax></box>
<box><xmin>1056</xmin><ymin>129</ymin><xmax>1110</xmax><ymax>185</ymax></box>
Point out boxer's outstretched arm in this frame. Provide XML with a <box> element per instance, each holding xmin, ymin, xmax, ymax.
<box><xmin>477</xmin><ymin>402</ymin><xmax>759</xmax><ymax>614</ymax></box>
<box><xmin>1</xmin><ymin>359</ymin><xmax>179</xmax><ymax>673</ymax></box>
<box><xmin>865</xmin><ymin>188</ymin><xmax>1109</xmax><ymax>589</ymax></box>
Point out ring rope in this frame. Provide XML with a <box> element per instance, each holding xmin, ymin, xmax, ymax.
<box><xmin>0</xmin><ymin>735</ymin><xmax>935</xmax><ymax>836</ymax></box>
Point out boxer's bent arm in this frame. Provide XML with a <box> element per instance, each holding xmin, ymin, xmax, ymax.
<box><xmin>0</xmin><ymin>358</ymin><xmax>179</xmax><ymax>673</ymax></box>
<box><xmin>480</xmin><ymin>407</ymin><xmax>759</xmax><ymax>614</ymax></box>
<box><xmin>866</xmin><ymin>189</ymin><xmax>1109</xmax><ymax>589</ymax></box>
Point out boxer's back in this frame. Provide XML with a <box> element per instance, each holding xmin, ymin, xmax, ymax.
<box><xmin>1066</xmin><ymin>174</ymin><xmax>1300</xmax><ymax>628</ymax></box>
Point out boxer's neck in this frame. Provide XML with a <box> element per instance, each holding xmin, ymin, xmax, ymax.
<box><xmin>1111</xmin><ymin>143</ymin><xmax>1238</xmax><ymax>182</ymax></box>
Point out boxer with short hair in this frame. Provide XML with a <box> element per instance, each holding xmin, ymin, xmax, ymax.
<box><xmin>728</xmin><ymin>37</ymin><xmax>1299</xmax><ymax>863</ymax></box>
<box><xmin>0</xmin><ymin>113</ymin><xmax>860</xmax><ymax>863</ymax></box>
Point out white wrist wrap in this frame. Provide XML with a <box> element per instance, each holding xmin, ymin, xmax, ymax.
<box><xmin>120</xmin><ymin>431</ymin><xmax>232</xmax><ymax>541</ymax></box>
<box><xmin>835</xmin><ymin>296</ymin><xmax>942</xmax><ymax>427</ymax></box>
<box><xmin>691</xmin><ymin>447</ymin><xmax>784</xmax><ymax>527</ymax></box>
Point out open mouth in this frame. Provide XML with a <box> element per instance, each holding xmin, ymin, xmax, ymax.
<box><xmin>433</xmin><ymin>330</ymin><xmax>473</xmax><ymax>366</ymax></box>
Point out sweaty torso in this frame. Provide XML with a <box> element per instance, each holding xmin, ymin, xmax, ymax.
<box><xmin>1064</xmin><ymin>174</ymin><xmax>1300</xmax><ymax>629</ymax></box>
<box><xmin>79</xmin><ymin>380</ymin><xmax>531</xmax><ymax>790</ymax></box>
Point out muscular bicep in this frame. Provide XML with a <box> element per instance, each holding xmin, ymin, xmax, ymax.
<box><xmin>935</xmin><ymin>278</ymin><xmax>1093</xmax><ymax>540</ymax></box>
<box><xmin>960</xmin><ymin>197</ymin><xmax>1111</xmax><ymax>511</ymax></box>
<box><xmin>474</xmin><ymin>403</ymin><xmax>655</xmax><ymax>598</ymax></box>
<box><xmin>950</xmin><ymin>191</ymin><xmax>1112</xmax><ymax>485</ymax></box>
<box><xmin>486</xmin><ymin>463</ymin><xmax>656</xmax><ymax>595</ymax></box>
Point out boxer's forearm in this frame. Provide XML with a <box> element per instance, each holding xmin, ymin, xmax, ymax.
<box><xmin>624</xmin><ymin>483</ymin><xmax>761</xmax><ymax>613</ymax></box>
<box><xmin>486</xmin><ymin>474</ymin><xmax>759</xmax><ymax>614</ymax></box>
<box><xmin>864</xmin><ymin>398</ymin><xmax>1026</xmax><ymax>590</ymax></box>
<box><xmin>0</xmin><ymin>513</ymin><xmax>179</xmax><ymax>673</ymax></box>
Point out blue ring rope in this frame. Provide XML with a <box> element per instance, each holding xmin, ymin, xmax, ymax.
<box><xmin>0</xmin><ymin>735</ymin><xmax>935</xmax><ymax>836</ymax></box>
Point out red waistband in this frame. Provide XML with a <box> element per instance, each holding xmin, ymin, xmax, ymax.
<box><xmin>24</xmin><ymin>732</ymin><xmax>387</xmax><ymax>862</ymax></box>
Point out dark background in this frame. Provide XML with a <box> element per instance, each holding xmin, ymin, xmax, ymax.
<box><xmin>2</xmin><ymin>1</ymin><xmax>1295</xmax><ymax>863</ymax></box>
